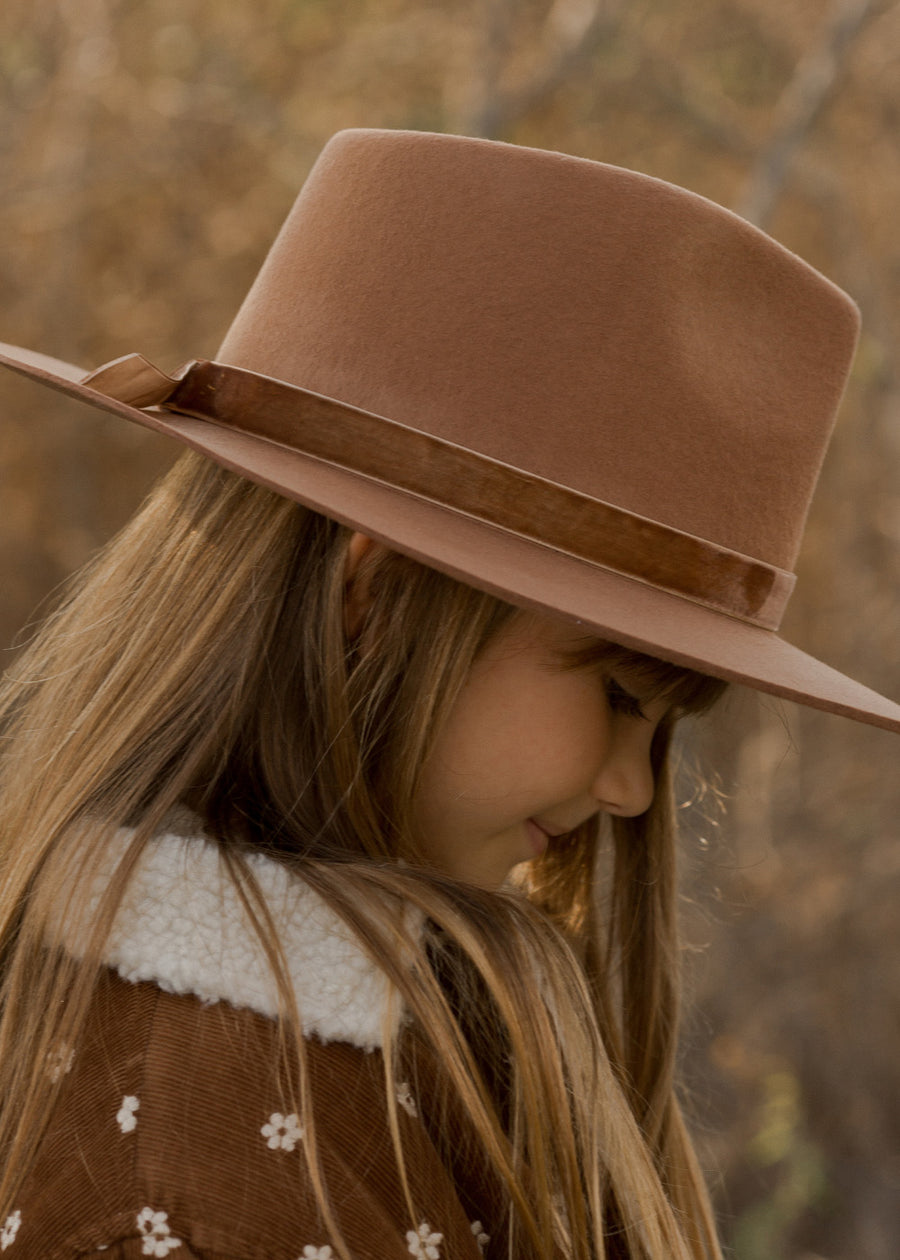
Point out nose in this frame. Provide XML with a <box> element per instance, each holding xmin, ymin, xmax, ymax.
<box><xmin>591</xmin><ymin>725</ymin><xmax>656</xmax><ymax>817</ymax></box>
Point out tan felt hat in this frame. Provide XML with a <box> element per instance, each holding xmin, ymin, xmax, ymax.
<box><xmin>1</xmin><ymin>128</ymin><xmax>898</xmax><ymax>731</ymax></box>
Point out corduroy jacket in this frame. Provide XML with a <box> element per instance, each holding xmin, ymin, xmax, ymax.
<box><xmin>5</xmin><ymin>833</ymin><xmax>498</xmax><ymax>1259</ymax></box>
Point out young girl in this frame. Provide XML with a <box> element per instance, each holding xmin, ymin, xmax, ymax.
<box><xmin>0</xmin><ymin>129</ymin><xmax>897</xmax><ymax>1260</ymax></box>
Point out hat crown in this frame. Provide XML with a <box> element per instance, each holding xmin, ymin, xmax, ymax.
<box><xmin>219</xmin><ymin>128</ymin><xmax>859</xmax><ymax>572</ymax></box>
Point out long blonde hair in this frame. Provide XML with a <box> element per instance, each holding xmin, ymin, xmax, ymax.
<box><xmin>0</xmin><ymin>451</ymin><xmax>726</xmax><ymax>1258</ymax></box>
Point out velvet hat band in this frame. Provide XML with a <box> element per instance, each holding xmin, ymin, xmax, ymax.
<box><xmin>82</xmin><ymin>352</ymin><xmax>794</xmax><ymax>630</ymax></box>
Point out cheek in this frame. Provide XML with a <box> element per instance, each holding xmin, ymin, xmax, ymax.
<box><xmin>425</xmin><ymin>666</ymin><xmax>612</xmax><ymax>795</ymax></box>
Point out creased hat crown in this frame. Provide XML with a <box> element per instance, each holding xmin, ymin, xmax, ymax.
<box><xmin>219</xmin><ymin>128</ymin><xmax>860</xmax><ymax>573</ymax></box>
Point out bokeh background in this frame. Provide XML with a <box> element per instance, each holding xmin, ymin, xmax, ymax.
<box><xmin>1</xmin><ymin>1</ymin><xmax>898</xmax><ymax>1256</ymax></box>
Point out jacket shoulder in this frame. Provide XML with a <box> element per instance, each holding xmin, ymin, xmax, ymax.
<box><xmin>6</xmin><ymin>970</ymin><xmax>490</xmax><ymax>1260</ymax></box>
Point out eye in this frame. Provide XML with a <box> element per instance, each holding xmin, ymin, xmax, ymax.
<box><xmin>604</xmin><ymin>677</ymin><xmax>649</xmax><ymax>721</ymax></box>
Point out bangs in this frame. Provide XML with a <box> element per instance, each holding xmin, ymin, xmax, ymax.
<box><xmin>556</xmin><ymin>638</ymin><xmax>728</xmax><ymax>717</ymax></box>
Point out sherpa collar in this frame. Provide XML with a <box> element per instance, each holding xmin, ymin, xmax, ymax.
<box><xmin>55</xmin><ymin>831</ymin><xmax>400</xmax><ymax>1052</ymax></box>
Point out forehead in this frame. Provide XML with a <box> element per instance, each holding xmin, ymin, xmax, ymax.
<box><xmin>507</xmin><ymin>610</ymin><xmax>724</xmax><ymax>712</ymax></box>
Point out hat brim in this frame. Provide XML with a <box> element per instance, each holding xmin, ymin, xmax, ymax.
<box><xmin>2</xmin><ymin>341</ymin><xmax>899</xmax><ymax>733</ymax></box>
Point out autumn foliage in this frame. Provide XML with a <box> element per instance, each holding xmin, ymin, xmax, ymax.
<box><xmin>1</xmin><ymin>3</ymin><xmax>898</xmax><ymax>1257</ymax></box>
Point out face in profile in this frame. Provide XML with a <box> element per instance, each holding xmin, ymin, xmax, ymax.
<box><xmin>409</xmin><ymin>610</ymin><xmax>670</xmax><ymax>888</ymax></box>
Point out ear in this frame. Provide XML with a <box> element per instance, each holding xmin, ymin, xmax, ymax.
<box><xmin>343</xmin><ymin>532</ymin><xmax>382</xmax><ymax>639</ymax></box>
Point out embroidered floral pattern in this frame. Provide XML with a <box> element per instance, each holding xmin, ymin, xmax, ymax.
<box><xmin>136</xmin><ymin>1208</ymin><xmax>181</xmax><ymax>1257</ymax></box>
<box><xmin>117</xmin><ymin>1095</ymin><xmax>140</xmax><ymax>1133</ymax></box>
<box><xmin>300</xmin><ymin>1248</ymin><xmax>333</xmax><ymax>1259</ymax></box>
<box><xmin>261</xmin><ymin>1111</ymin><xmax>304</xmax><ymax>1152</ymax></box>
<box><xmin>396</xmin><ymin>1080</ymin><xmax>418</xmax><ymax>1117</ymax></box>
<box><xmin>406</xmin><ymin>1222</ymin><xmax>443</xmax><ymax>1259</ymax></box>
<box><xmin>46</xmin><ymin>1042</ymin><xmax>75</xmax><ymax>1083</ymax></box>
<box><xmin>0</xmin><ymin>1211</ymin><xmax>21</xmax><ymax>1250</ymax></box>
<box><xmin>470</xmin><ymin>1221</ymin><xmax>489</xmax><ymax>1254</ymax></box>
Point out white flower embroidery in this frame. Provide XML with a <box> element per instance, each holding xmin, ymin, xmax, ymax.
<box><xmin>136</xmin><ymin>1208</ymin><xmax>181</xmax><ymax>1257</ymax></box>
<box><xmin>0</xmin><ymin>1211</ymin><xmax>21</xmax><ymax>1250</ymax></box>
<box><xmin>46</xmin><ymin>1043</ymin><xmax>74</xmax><ymax>1083</ymax></box>
<box><xmin>396</xmin><ymin>1081</ymin><xmax>418</xmax><ymax>1117</ymax></box>
<box><xmin>470</xmin><ymin>1220</ymin><xmax>489</xmax><ymax>1254</ymax></box>
<box><xmin>300</xmin><ymin>1248</ymin><xmax>333</xmax><ymax>1259</ymax></box>
<box><xmin>406</xmin><ymin>1221</ymin><xmax>443</xmax><ymax>1259</ymax></box>
<box><xmin>117</xmin><ymin>1095</ymin><xmax>140</xmax><ymax>1134</ymax></box>
<box><xmin>261</xmin><ymin>1111</ymin><xmax>304</xmax><ymax>1152</ymax></box>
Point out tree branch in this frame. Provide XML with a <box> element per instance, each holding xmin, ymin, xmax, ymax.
<box><xmin>465</xmin><ymin>0</ymin><xmax>622</xmax><ymax>138</ymax></box>
<box><xmin>736</xmin><ymin>0</ymin><xmax>882</xmax><ymax>228</ymax></box>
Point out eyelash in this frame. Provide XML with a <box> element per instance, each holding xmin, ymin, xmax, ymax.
<box><xmin>604</xmin><ymin>678</ymin><xmax>648</xmax><ymax>721</ymax></box>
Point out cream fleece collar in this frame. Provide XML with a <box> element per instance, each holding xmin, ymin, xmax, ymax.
<box><xmin>56</xmin><ymin>831</ymin><xmax>400</xmax><ymax>1052</ymax></box>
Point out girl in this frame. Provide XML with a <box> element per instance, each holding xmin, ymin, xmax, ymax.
<box><xmin>0</xmin><ymin>129</ymin><xmax>896</xmax><ymax>1260</ymax></box>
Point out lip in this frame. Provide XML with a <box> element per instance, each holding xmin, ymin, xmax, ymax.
<box><xmin>525</xmin><ymin>818</ymin><xmax>550</xmax><ymax>857</ymax></box>
<box><xmin>525</xmin><ymin>817</ymin><xmax>571</xmax><ymax>857</ymax></box>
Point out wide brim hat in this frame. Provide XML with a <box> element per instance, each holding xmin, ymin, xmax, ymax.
<box><xmin>1</xmin><ymin>129</ymin><xmax>898</xmax><ymax>731</ymax></box>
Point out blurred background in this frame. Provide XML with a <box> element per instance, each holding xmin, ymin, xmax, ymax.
<box><xmin>0</xmin><ymin>0</ymin><xmax>898</xmax><ymax>1255</ymax></box>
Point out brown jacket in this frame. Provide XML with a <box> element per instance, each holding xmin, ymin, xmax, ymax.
<box><xmin>6</xmin><ymin>833</ymin><xmax>499</xmax><ymax>1259</ymax></box>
